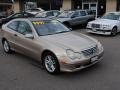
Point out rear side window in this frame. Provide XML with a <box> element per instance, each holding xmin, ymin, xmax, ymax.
<box><xmin>87</xmin><ymin>10</ymin><xmax>94</xmax><ymax>15</ymax></box>
<box><xmin>7</xmin><ymin>21</ymin><xmax>19</xmax><ymax>31</ymax></box>
<box><xmin>46</xmin><ymin>12</ymin><xmax>53</xmax><ymax>16</ymax></box>
<box><xmin>80</xmin><ymin>11</ymin><xmax>87</xmax><ymax>16</ymax></box>
<box><xmin>72</xmin><ymin>11</ymin><xmax>79</xmax><ymax>17</ymax></box>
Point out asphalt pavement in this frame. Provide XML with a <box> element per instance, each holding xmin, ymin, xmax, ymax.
<box><xmin>0</xmin><ymin>28</ymin><xmax>120</xmax><ymax>90</ymax></box>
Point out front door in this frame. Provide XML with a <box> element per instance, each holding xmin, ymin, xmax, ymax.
<box><xmin>14</xmin><ymin>21</ymin><xmax>39</xmax><ymax>58</ymax></box>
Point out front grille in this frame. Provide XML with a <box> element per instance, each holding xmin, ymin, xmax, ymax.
<box><xmin>82</xmin><ymin>46</ymin><xmax>98</xmax><ymax>56</ymax></box>
<box><xmin>92</xmin><ymin>24</ymin><xmax>100</xmax><ymax>28</ymax></box>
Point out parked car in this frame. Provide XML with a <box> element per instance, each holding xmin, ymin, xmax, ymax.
<box><xmin>0</xmin><ymin>12</ymin><xmax>35</xmax><ymax>26</ymax></box>
<box><xmin>26</xmin><ymin>8</ymin><xmax>44</xmax><ymax>15</ymax></box>
<box><xmin>35</xmin><ymin>10</ymin><xmax>61</xmax><ymax>18</ymax></box>
<box><xmin>86</xmin><ymin>9</ymin><xmax>96</xmax><ymax>20</ymax></box>
<box><xmin>1</xmin><ymin>18</ymin><xmax>104</xmax><ymax>74</ymax></box>
<box><xmin>56</xmin><ymin>10</ymin><xmax>95</xmax><ymax>27</ymax></box>
<box><xmin>0</xmin><ymin>15</ymin><xmax>5</xmax><ymax>19</ymax></box>
<box><xmin>87</xmin><ymin>12</ymin><xmax>120</xmax><ymax>36</ymax></box>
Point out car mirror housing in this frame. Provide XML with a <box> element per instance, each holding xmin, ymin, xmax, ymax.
<box><xmin>25</xmin><ymin>33</ymin><xmax>34</xmax><ymax>39</ymax></box>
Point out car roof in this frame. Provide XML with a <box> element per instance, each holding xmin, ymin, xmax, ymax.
<box><xmin>107</xmin><ymin>11</ymin><xmax>120</xmax><ymax>14</ymax></box>
<box><xmin>13</xmin><ymin>18</ymin><xmax>51</xmax><ymax>22</ymax></box>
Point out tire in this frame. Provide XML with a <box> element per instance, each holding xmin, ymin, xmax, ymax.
<box><xmin>111</xmin><ymin>27</ymin><xmax>117</xmax><ymax>36</ymax></box>
<box><xmin>42</xmin><ymin>52</ymin><xmax>60</xmax><ymax>74</ymax></box>
<box><xmin>2</xmin><ymin>39</ymin><xmax>12</xmax><ymax>53</ymax></box>
<box><xmin>64</xmin><ymin>22</ymin><xmax>71</xmax><ymax>28</ymax></box>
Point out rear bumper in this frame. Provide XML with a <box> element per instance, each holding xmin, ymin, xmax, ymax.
<box><xmin>60</xmin><ymin>51</ymin><xmax>104</xmax><ymax>72</ymax></box>
<box><xmin>87</xmin><ymin>28</ymin><xmax>111</xmax><ymax>35</ymax></box>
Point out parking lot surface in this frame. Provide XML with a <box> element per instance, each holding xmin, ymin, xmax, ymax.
<box><xmin>0</xmin><ymin>28</ymin><xmax>120</xmax><ymax>90</ymax></box>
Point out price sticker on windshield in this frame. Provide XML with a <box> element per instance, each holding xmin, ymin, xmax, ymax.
<box><xmin>32</xmin><ymin>21</ymin><xmax>45</xmax><ymax>25</ymax></box>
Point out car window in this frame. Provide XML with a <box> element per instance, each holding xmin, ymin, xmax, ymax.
<box><xmin>7</xmin><ymin>21</ymin><xmax>19</xmax><ymax>31</ymax></box>
<box><xmin>53</xmin><ymin>11</ymin><xmax>60</xmax><ymax>16</ymax></box>
<box><xmin>31</xmin><ymin>9</ymin><xmax>39</xmax><ymax>11</ymax></box>
<box><xmin>71</xmin><ymin>11</ymin><xmax>79</xmax><ymax>18</ymax></box>
<box><xmin>58</xmin><ymin>11</ymin><xmax>74</xmax><ymax>18</ymax></box>
<box><xmin>24</xmin><ymin>13</ymin><xmax>29</xmax><ymax>17</ymax></box>
<box><xmin>17</xmin><ymin>21</ymin><xmax>32</xmax><ymax>35</ymax></box>
<box><xmin>80</xmin><ymin>11</ymin><xmax>86</xmax><ymax>16</ymax></box>
<box><xmin>24</xmin><ymin>13</ymin><xmax>34</xmax><ymax>17</ymax></box>
<box><xmin>46</xmin><ymin>12</ymin><xmax>53</xmax><ymax>16</ymax></box>
<box><xmin>87</xmin><ymin>10</ymin><xmax>94</xmax><ymax>15</ymax></box>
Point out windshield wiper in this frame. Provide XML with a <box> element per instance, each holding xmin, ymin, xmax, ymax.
<box><xmin>55</xmin><ymin>31</ymin><xmax>70</xmax><ymax>34</ymax></box>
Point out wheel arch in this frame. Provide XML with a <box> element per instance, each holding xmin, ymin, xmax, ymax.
<box><xmin>113</xmin><ymin>26</ymin><xmax>117</xmax><ymax>29</ymax></box>
<box><xmin>41</xmin><ymin>49</ymin><xmax>59</xmax><ymax>64</ymax></box>
<box><xmin>2</xmin><ymin>37</ymin><xmax>7</xmax><ymax>44</ymax></box>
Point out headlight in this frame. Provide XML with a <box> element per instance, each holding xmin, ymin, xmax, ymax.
<box><xmin>102</xmin><ymin>25</ymin><xmax>109</xmax><ymax>29</ymax></box>
<box><xmin>97</xmin><ymin>41</ymin><xmax>103</xmax><ymax>52</ymax></box>
<box><xmin>66</xmin><ymin>49</ymin><xmax>81</xmax><ymax>60</ymax></box>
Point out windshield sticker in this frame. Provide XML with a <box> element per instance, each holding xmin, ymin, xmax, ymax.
<box><xmin>32</xmin><ymin>21</ymin><xmax>45</xmax><ymax>25</ymax></box>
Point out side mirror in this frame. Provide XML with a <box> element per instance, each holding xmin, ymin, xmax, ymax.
<box><xmin>25</xmin><ymin>33</ymin><xmax>34</xmax><ymax>39</ymax></box>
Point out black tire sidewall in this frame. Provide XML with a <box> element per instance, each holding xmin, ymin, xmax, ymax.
<box><xmin>43</xmin><ymin>52</ymin><xmax>60</xmax><ymax>74</ymax></box>
<box><xmin>111</xmin><ymin>27</ymin><xmax>117</xmax><ymax>36</ymax></box>
<box><xmin>2</xmin><ymin>40</ymin><xmax>12</xmax><ymax>53</ymax></box>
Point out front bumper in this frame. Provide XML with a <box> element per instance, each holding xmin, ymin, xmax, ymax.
<box><xmin>60</xmin><ymin>51</ymin><xmax>104</xmax><ymax>72</ymax></box>
<box><xmin>87</xmin><ymin>28</ymin><xmax>111</xmax><ymax>35</ymax></box>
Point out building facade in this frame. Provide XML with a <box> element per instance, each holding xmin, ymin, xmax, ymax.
<box><xmin>3</xmin><ymin>0</ymin><xmax>120</xmax><ymax>16</ymax></box>
<box><xmin>0</xmin><ymin>0</ymin><xmax>13</xmax><ymax>16</ymax></box>
<box><xmin>13</xmin><ymin>0</ymin><xmax>63</xmax><ymax>12</ymax></box>
<box><xmin>61</xmin><ymin>0</ymin><xmax>120</xmax><ymax>16</ymax></box>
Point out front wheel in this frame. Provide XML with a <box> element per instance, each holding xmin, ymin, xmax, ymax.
<box><xmin>43</xmin><ymin>52</ymin><xmax>60</xmax><ymax>74</ymax></box>
<box><xmin>111</xmin><ymin>27</ymin><xmax>117</xmax><ymax>36</ymax></box>
<box><xmin>2</xmin><ymin>40</ymin><xmax>12</xmax><ymax>53</ymax></box>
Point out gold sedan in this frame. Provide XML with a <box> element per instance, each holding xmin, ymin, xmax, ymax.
<box><xmin>1</xmin><ymin>18</ymin><xmax>104</xmax><ymax>74</ymax></box>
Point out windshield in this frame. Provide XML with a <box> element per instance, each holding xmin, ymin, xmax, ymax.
<box><xmin>35</xmin><ymin>12</ymin><xmax>47</xmax><ymax>18</ymax></box>
<box><xmin>32</xmin><ymin>20</ymin><xmax>70</xmax><ymax>36</ymax></box>
<box><xmin>102</xmin><ymin>13</ymin><xmax>120</xmax><ymax>20</ymax></box>
<box><xmin>57</xmin><ymin>11</ymin><xmax>74</xmax><ymax>18</ymax></box>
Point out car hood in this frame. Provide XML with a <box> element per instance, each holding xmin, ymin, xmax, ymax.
<box><xmin>90</xmin><ymin>19</ymin><xmax>118</xmax><ymax>25</ymax></box>
<box><xmin>56</xmin><ymin>17</ymin><xmax>70</xmax><ymax>22</ymax></box>
<box><xmin>41</xmin><ymin>32</ymin><xmax>97</xmax><ymax>51</ymax></box>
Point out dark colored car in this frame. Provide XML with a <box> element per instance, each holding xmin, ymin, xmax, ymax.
<box><xmin>0</xmin><ymin>12</ymin><xmax>35</xmax><ymax>26</ymax></box>
<box><xmin>56</xmin><ymin>10</ymin><xmax>95</xmax><ymax>27</ymax></box>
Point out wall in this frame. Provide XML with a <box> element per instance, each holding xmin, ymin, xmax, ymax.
<box><xmin>61</xmin><ymin>0</ymin><xmax>71</xmax><ymax>10</ymax></box>
<box><xmin>106</xmin><ymin>0</ymin><xmax>117</xmax><ymax>12</ymax></box>
<box><xmin>13</xmin><ymin>1</ymin><xmax>20</xmax><ymax>12</ymax></box>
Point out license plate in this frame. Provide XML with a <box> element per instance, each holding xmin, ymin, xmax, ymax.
<box><xmin>91</xmin><ymin>56</ymin><xmax>98</xmax><ymax>62</ymax></box>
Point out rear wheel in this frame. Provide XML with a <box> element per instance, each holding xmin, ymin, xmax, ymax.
<box><xmin>42</xmin><ymin>52</ymin><xmax>60</xmax><ymax>74</ymax></box>
<box><xmin>111</xmin><ymin>27</ymin><xmax>117</xmax><ymax>36</ymax></box>
<box><xmin>2</xmin><ymin>39</ymin><xmax>12</xmax><ymax>53</ymax></box>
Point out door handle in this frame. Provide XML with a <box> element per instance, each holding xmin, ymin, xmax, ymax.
<box><xmin>14</xmin><ymin>34</ymin><xmax>18</xmax><ymax>37</ymax></box>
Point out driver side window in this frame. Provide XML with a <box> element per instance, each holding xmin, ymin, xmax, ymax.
<box><xmin>71</xmin><ymin>11</ymin><xmax>79</xmax><ymax>18</ymax></box>
<box><xmin>17</xmin><ymin>21</ymin><xmax>32</xmax><ymax>35</ymax></box>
